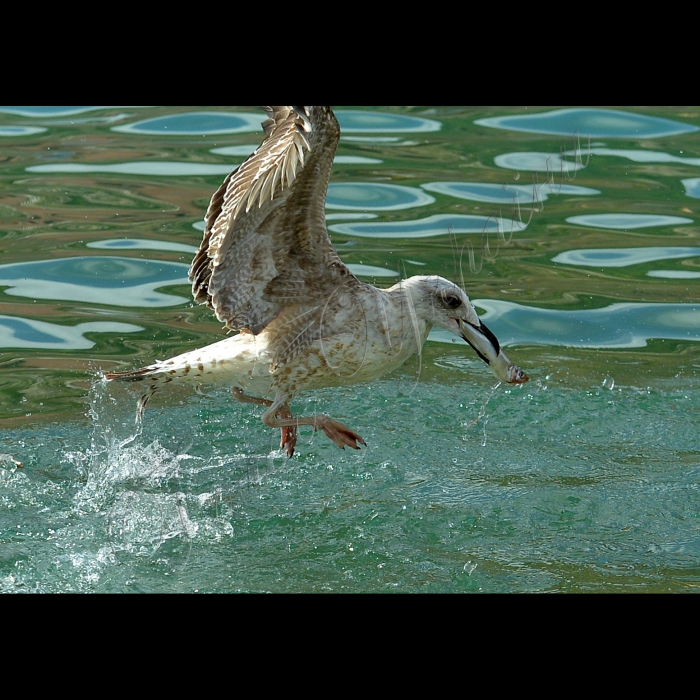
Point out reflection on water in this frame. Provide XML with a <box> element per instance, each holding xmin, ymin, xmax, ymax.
<box><xmin>0</xmin><ymin>106</ymin><xmax>136</xmax><ymax>117</ymax></box>
<box><xmin>493</xmin><ymin>152</ymin><xmax>584</xmax><ymax>173</ymax></box>
<box><xmin>326</xmin><ymin>182</ymin><xmax>435</xmax><ymax>210</ymax></box>
<box><xmin>647</xmin><ymin>270</ymin><xmax>700</xmax><ymax>279</ymax></box>
<box><xmin>111</xmin><ymin>109</ymin><xmax>443</xmax><ymax>138</ymax></box>
<box><xmin>0</xmin><ymin>126</ymin><xmax>46</xmax><ymax>137</ymax></box>
<box><xmin>682</xmin><ymin>178</ymin><xmax>700</xmax><ymax>199</ymax></box>
<box><xmin>329</xmin><ymin>214</ymin><xmax>527</xmax><ymax>238</ymax></box>
<box><xmin>566</xmin><ymin>214</ymin><xmax>693</xmax><ymax>229</ymax></box>
<box><xmin>335</xmin><ymin>110</ymin><xmax>441</xmax><ymax>132</ymax></box>
<box><xmin>332</xmin><ymin>156</ymin><xmax>384</xmax><ymax>165</ymax></box>
<box><xmin>0</xmin><ymin>316</ymin><xmax>141</xmax><ymax>349</ymax></box>
<box><xmin>210</xmin><ymin>145</ymin><xmax>259</xmax><ymax>156</ymax></box>
<box><xmin>324</xmin><ymin>213</ymin><xmax>378</xmax><ymax>221</ymax></box>
<box><xmin>0</xmin><ymin>257</ymin><xmax>189</xmax><ymax>307</ymax></box>
<box><xmin>34</xmin><ymin>114</ymin><xmax>134</xmax><ymax>126</ymax></box>
<box><xmin>553</xmin><ymin>247</ymin><xmax>700</xmax><ymax>267</ymax></box>
<box><xmin>430</xmin><ymin>299</ymin><xmax>700</xmax><ymax>349</ymax></box>
<box><xmin>26</xmin><ymin>162</ymin><xmax>237</xmax><ymax>176</ymax></box>
<box><xmin>476</xmin><ymin>108</ymin><xmax>698</xmax><ymax>138</ymax></box>
<box><xmin>112</xmin><ymin>112</ymin><xmax>263</xmax><ymax>135</ymax></box>
<box><xmin>422</xmin><ymin>181</ymin><xmax>599</xmax><ymax>203</ymax></box>
<box><xmin>566</xmin><ymin>147</ymin><xmax>700</xmax><ymax>167</ymax></box>
<box><xmin>341</xmin><ymin>136</ymin><xmax>418</xmax><ymax>146</ymax></box>
<box><xmin>86</xmin><ymin>239</ymin><xmax>199</xmax><ymax>254</ymax></box>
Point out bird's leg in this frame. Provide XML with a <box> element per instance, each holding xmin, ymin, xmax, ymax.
<box><xmin>261</xmin><ymin>397</ymin><xmax>366</xmax><ymax>452</ymax></box>
<box><xmin>230</xmin><ymin>386</ymin><xmax>272</xmax><ymax>408</ymax></box>
<box><xmin>230</xmin><ymin>387</ymin><xmax>297</xmax><ymax>456</ymax></box>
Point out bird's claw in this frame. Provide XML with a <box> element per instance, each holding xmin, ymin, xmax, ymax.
<box><xmin>316</xmin><ymin>417</ymin><xmax>366</xmax><ymax>451</ymax></box>
<box><xmin>280</xmin><ymin>426</ymin><xmax>297</xmax><ymax>457</ymax></box>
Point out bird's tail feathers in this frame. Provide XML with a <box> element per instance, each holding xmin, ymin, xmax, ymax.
<box><xmin>103</xmin><ymin>366</ymin><xmax>156</xmax><ymax>382</ymax></box>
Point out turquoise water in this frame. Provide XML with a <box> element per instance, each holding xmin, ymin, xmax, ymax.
<box><xmin>1</xmin><ymin>106</ymin><xmax>699</xmax><ymax>593</ymax></box>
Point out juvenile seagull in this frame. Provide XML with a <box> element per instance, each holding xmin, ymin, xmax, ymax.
<box><xmin>105</xmin><ymin>106</ymin><xmax>528</xmax><ymax>456</ymax></box>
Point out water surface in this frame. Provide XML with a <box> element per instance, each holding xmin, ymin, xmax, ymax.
<box><xmin>1</xmin><ymin>106</ymin><xmax>699</xmax><ymax>593</ymax></box>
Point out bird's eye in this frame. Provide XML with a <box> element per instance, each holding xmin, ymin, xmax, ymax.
<box><xmin>442</xmin><ymin>294</ymin><xmax>462</xmax><ymax>309</ymax></box>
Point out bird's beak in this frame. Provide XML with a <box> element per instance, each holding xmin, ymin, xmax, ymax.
<box><xmin>458</xmin><ymin>319</ymin><xmax>528</xmax><ymax>384</ymax></box>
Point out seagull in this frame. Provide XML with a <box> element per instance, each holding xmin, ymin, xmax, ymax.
<box><xmin>104</xmin><ymin>106</ymin><xmax>528</xmax><ymax>456</ymax></box>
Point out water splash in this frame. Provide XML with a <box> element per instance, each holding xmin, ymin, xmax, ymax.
<box><xmin>59</xmin><ymin>378</ymin><xmax>205</xmax><ymax>574</ymax></box>
<box><xmin>462</xmin><ymin>382</ymin><xmax>502</xmax><ymax>447</ymax></box>
<box><xmin>0</xmin><ymin>453</ymin><xmax>23</xmax><ymax>468</ymax></box>
<box><xmin>463</xmin><ymin>561</ymin><xmax>478</xmax><ymax>576</ymax></box>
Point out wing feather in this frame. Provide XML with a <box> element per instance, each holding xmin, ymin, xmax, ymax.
<box><xmin>267</xmin><ymin>306</ymin><xmax>320</xmax><ymax>370</ymax></box>
<box><xmin>189</xmin><ymin>106</ymin><xmax>364</xmax><ymax>352</ymax></box>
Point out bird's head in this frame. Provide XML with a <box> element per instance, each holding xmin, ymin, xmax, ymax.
<box><xmin>401</xmin><ymin>275</ymin><xmax>480</xmax><ymax>334</ymax></box>
<box><xmin>398</xmin><ymin>275</ymin><xmax>528</xmax><ymax>384</ymax></box>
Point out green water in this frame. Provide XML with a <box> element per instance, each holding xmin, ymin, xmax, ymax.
<box><xmin>1</xmin><ymin>106</ymin><xmax>699</xmax><ymax>593</ymax></box>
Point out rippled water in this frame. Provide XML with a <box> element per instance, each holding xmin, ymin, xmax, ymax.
<box><xmin>1</xmin><ymin>106</ymin><xmax>699</xmax><ymax>593</ymax></box>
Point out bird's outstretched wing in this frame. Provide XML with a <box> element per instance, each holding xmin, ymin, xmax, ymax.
<box><xmin>189</xmin><ymin>106</ymin><xmax>362</xmax><ymax>347</ymax></box>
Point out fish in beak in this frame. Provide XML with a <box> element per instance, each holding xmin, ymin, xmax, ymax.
<box><xmin>458</xmin><ymin>319</ymin><xmax>528</xmax><ymax>384</ymax></box>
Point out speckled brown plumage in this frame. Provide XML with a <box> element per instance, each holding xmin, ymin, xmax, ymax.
<box><xmin>105</xmin><ymin>106</ymin><xmax>528</xmax><ymax>456</ymax></box>
<box><xmin>189</xmin><ymin>107</ymin><xmax>360</xmax><ymax>351</ymax></box>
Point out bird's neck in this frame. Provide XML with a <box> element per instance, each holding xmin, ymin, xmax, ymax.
<box><xmin>382</xmin><ymin>284</ymin><xmax>433</xmax><ymax>350</ymax></box>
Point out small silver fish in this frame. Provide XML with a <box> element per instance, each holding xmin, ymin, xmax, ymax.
<box><xmin>458</xmin><ymin>319</ymin><xmax>529</xmax><ymax>385</ymax></box>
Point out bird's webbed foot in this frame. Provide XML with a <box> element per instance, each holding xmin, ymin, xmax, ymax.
<box><xmin>261</xmin><ymin>401</ymin><xmax>366</xmax><ymax>452</ymax></box>
<box><xmin>312</xmin><ymin>415</ymin><xmax>366</xmax><ymax>451</ymax></box>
